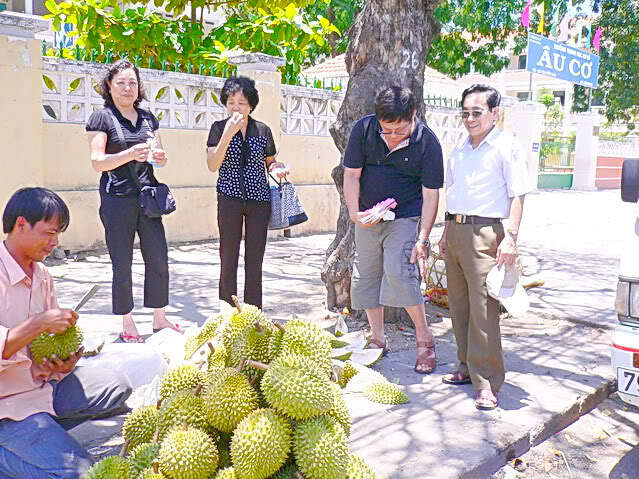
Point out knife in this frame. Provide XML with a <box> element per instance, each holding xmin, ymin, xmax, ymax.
<box><xmin>73</xmin><ymin>285</ymin><xmax>100</xmax><ymax>313</ymax></box>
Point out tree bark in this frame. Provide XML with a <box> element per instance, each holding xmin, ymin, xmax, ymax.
<box><xmin>321</xmin><ymin>0</ymin><xmax>442</xmax><ymax>322</ymax></box>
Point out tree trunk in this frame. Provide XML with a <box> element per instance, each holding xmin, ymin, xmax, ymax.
<box><xmin>321</xmin><ymin>0</ymin><xmax>442</xmax><ymax>323</ymax></box>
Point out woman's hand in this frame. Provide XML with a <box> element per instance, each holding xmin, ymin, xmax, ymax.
<box><xmin>151</xmin><ymin>148</ymin><xmax>167</xmax><ymax>166</ymax></box>
<box><xmin>268</xmin><ymin>161</ymin><xmax>289</xmax><ymax>179</ymax></box>
<box><xmin>128</xmin><ymin>143</ymin><xmax>150</xmax><ymax>163</ymax></box>
<box><xmin>223</xmin><ymin>112</ymin><xmax>246</xmax><ymax>139</ymax></box>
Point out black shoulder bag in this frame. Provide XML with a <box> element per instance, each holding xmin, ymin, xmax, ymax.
<box><xmin>107</xmin><ymin>109</ymin><xmax>176</xmax><ymax>218</ymax></box>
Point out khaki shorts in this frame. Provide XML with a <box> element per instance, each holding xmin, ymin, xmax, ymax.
<box><xmin>351</xmin><ymin>216</ymin><xmax>422</xmax><ymax>309</ymax></box>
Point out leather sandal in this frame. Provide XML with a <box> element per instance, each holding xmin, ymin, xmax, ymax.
<box><xmin>442</xmin><ymin>371</ymin><xmax>472</xmax><ymax>385</ymax></box>
<box><xmin>475</xmin><ymin>389</ymin><xmax>498</xmax><ymax>410</ymax></box>
<box><xmin>366</xmin><ymin>337</ymin><xmax>388</xmax><ymax>357</ymax></box>
<box><xmin>414</xmin><ymin>340</ymin><xmax>436</xmax><ymax>374</ymax></box>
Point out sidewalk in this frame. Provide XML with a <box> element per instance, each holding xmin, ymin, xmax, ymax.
<box><xmin>55</xmin><ymin>189</ymin><xmax>629</xmax><ymax>478</ymax></box>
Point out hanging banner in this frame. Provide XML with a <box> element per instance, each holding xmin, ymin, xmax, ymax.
<box><xmin>526</xmin><ymin>32</ymin><xmax>599</xmax><ymax>88</ymax></box>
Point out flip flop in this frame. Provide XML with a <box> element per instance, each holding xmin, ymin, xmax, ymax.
<box><xmin>442</xmin><ymin>371</ymin><xmax>472</xmax><ymax>385</ymax></box>
<box><xmin>153</xmin><ymin>323</ymin><xmax>185</xmax><ymax>334</ymax></box>
<box><xmin>117</xmin><ymin>332</ymin><xmax>145</xmax><ymax>343</ymax></box>
<box><xmin>475</xmin><ymin>389</ymin><xmax>498</xmax><ymax>410</ymax></box>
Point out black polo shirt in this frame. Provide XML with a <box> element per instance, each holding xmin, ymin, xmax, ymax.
<box><xmin>207</xmin><ymin>116</ymin><xmax>276</xmax><ymax>203</ymax></box>
<box><xmin>343</xmin><ymin>114</ymin><xmax>444</xmax><ymax>219</ymax></box>
<box><xmin>86</xmin><ymin>106</ymin><xmax>160</xmax><ymax>197</ymax></box>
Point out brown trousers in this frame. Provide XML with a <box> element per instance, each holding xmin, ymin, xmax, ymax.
<box><xmin>445</xmin><ymin>221</ymin><xmax>505</xmax><ymax>393</ymax></box>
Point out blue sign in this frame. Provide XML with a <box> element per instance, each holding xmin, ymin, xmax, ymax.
<box><xmin>527</xmin><ymin>33</ymin><xmax>599</xmax><ymax>88</ymax></box>
<box><xmin>532</xmin><ymin>142</ymin><xmax>539</xmax><ymax>153</ymax></box>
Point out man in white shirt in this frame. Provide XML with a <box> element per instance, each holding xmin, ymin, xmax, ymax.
<box><xmin>438</xmin><ymin>84</ymin><xmax>532</xmax><ymax>410</ymax></box>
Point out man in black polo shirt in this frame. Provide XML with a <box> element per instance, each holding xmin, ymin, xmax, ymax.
<box><xmin>343</xmin><ymin>86</ymin><xmax>444</xmax><ymax>374</ymax></box>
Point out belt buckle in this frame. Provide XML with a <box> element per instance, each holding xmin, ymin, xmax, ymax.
<box><xmin>455</xmin><ymin>214</ymin><xmax>463</xmax><ymax>224</ymax></box>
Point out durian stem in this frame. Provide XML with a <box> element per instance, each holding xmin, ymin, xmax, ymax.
<box><xmin>152</xmin><ymin>460</ymin><xmax>160</xmax><ymax>474</ymax></box>
<box><xmin>242</xmin><ymin>359</ymin><xmax>268</xmax><ymax>371</ymax></box>
<box><xmin>119</xmin><ymin>440</ymin><xmax>130</xmax><ymax>457</ymax></box>
<box><xmin>253</xmin><ymin>321</ymin><xmax>263</xmax><ymax>333</ymax></box>
<box><xmin>295</xmin><ymin>472</ymin><xmax>306</xmax><ymax>479</ymax></box>
<box><xmin>207</xmin><ymin>342</ymin><xmax>215</xmax><ymax>353</ymax></box>
<box><xmin>156</xmin><ymin>399</ymin><xmax>163</xmax><ymax>409</ymax></box>
<box><xmin>274</xmin><ymin>322</ymin><xmax>286</xmax><ymax>333</ymax></box>
<box><xmin>152</xmin><ymin>427</ymin><xmax>159</xmax><ymax>444</ymax></box>
<box><xmin>183</xmin><ymin>417</ymin><xmax>188</xmax><ymax>430</ymax></box>
<box><xmin>231</xmin><ymin>295</ymin><xmax>242</xmax><ymax>312</ymax></box>
<box><xmin>195</xmin><ymin>384</ymin><xmax>203</xmax><ymax>396</ymax></box>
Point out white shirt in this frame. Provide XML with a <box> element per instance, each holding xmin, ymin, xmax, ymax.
<box><xmin>445</xmin><ymin>127</ymin><xmax>532</xmax><ymax>218</ymax></box>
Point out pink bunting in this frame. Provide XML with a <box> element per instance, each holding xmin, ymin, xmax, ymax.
<box><xmin>593</xmin><ymin>26</ymin><xmax>602</xmax><ymax>51</ymax></box>
<box><xmin>557</xmin><ymin>14</ymin><xmax>570</xmax><ymax>42</ymax></box>
<box><xmin>521</xmin><ymin>0</ymin><xmax>532</xmax><ymax>28</ymax></box>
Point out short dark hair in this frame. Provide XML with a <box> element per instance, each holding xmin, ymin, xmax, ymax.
<box><xmin>100</xmin><ymin>60</ymin><xmax>147</xmax><ymax>108</ymax></box>
<box><xmin>220</xmin><ymin>76</ymin><xmax>259</xmax><ymax>113</ymax></box>
<box><xmin>461</xmin><ymin>84</ymin><xmax>501</xmax><ymax>110</ymax></box>
<box><xmin>375</xmin><ymin>86</ymin><xmax>417</xmax><ymax>123</ymax></box>
<box><xmin>3</xmin><ymin>187</ymin><xmax>70</xmax><ymax>234</ymax></box>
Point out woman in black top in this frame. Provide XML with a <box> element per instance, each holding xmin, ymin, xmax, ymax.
<box><xmin>206</xmin><ymin>76</ymin><xmax>288</xmax><ymax>309</ymax></box>
<box><xmin>86</xmin><ymin>60</ymin><xmax>180</xmax><ymax>342</ymax></box>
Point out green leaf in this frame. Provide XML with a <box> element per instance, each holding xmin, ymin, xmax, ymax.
<box><xmin>67</xmin><ymin>77</ymin><xmax>82</xmax><ymax>93</ymax></box>
<box><xmin>156</xmin><ymin>86</ymin><xmax>168</xmax><ymax>101</ymax></box>
<box><xmin>42</xmin><ymin>74</ymin><xmax>57</xmax><ymax>92</ymax></box>
<box><xmin>193</xmin><ymin>89</ymin><xmax>204</xmax><ymax>104</ymax></box>
<box><xmin>284</xmin><ymin>3</ymin><xmax>296</xmax><ymax>20</ymax></box>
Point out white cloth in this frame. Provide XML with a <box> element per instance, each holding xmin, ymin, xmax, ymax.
<box><xmin>445</xmin><ymin>127</ymin><xmax>532</xmax><ymax>218</ymax></box>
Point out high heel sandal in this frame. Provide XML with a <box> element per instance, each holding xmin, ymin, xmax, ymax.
<box><xmin>414</xmin><ymin>340</ymin><xmax>436</xmax><ymax>374</ymax></box>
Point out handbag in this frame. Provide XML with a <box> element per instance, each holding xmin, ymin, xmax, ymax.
<box><xmin>268</xmin><ymin>173</ymin><xmax>308</xmax><ymax>230</ymax></box>
<box><xmin>107</xmin><ymin>108</ymin><xmax>176</xmax><ymax>218</ymax></box>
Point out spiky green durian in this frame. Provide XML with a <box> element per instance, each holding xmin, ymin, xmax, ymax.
<box><xmin>158</xmin><ymin>426</ymin><xmax>218</xmax><ymax>479</ymax></box>
<box><xmin>230</xmin><ymin>409</ymin><xmax>291</xmax><ymax>479</ymax></box>
<box><xmin>184</xmin><ymin>310</ymin><xmax>233</xmax><ymax>360</ymax></box>
<box><xmin>138</xmin><ymin>465</ymin><xmax>164</xmax><ymax>479</ymax></box>
<box><xmin>255</xmin><ymin>353</ymin><xmax>334</xmax><ymax>420</ymax></box>
<box><xmin>128</xmin><ymin>442</ymin><xmax>160</xmax><ymax>477</ymax></box>
<box><xmin>83</xmin><ymin>455</ymin><xmax>131</xmax><ymax>479</ymax></box>
<box><xmin>122</xmin><ymin>405</ymin><xmax>159</xmax><ymax>450</ymax></box>
<box><xmin>157</xmin><ymin>389</ymin><xmax>209</xmax><ymax>439</ymax></box>
<box><xmin>215</xmin><ymin>467</ymin><xmax>237</xmax><ymax>479</ymax></box>
<box><xmin>279</xmin><ymin>320</ymin><xmax>332</xmax><ymax>376</ymax></box>
<box><xmin>363</xmin><ymin>381</ymin><xmax>409</xmax><ymax>405</ymax></box>
<box><xmin>203</xmin><ymin>367</ymin><xmax>259</xmax><ymax>433</ymax></box>
<box><xmin>220</xmin><ymin>300</ymin><xmax>266</xmax><ymax>352</ymax></box>
<box><xmin>347</xmin><ymin>454</ymin><xmax>376</xmax><ymax>479</ymax></box>
<box><xmin>30</xmin><ymin>325</ymin><xmax>83</xmax><ymax>364</ymax></box>
<box><xmin>326</xmin><ymin>383</ymin><xmax>351</xmax><ymax>436</ymax></box>
<box><xmin>227</xmin><ymin>320</ymin><xmax>277</xmax><ymax>381</ymax></box>
<box><xmin>338</xmin><ymin>361</ymin><xmax>359</xmax><ymax>388</ymax></box>
<box><xmin>293</xmin><ymin>416</ymin><xmax>349</xmax><ymax>479</ymax></box>
<box><xmin>158</xmin><ymin>364</ymin><xmax>207</xmax><ymax>401</ymax></box>
<box><xmin>207</xmin><ymin>344</ymin><xmax>229</xmax><ymax>373</ymax></box>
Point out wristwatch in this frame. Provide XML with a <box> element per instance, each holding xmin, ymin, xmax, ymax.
<box><xmin>416</xmin><ymin>239</ymin><xmax>431</xmax><ymax>248</ymax></box>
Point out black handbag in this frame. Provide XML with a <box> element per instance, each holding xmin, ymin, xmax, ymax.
<box><xmin>108</xmin><ymin>109</ymin><xmax>176</xmax><ymax>218</ymax></box>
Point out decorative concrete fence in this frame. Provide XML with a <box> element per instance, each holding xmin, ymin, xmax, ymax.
<box><xmin>596</xmin><ymin>139</ymin><xmax>639</xmax><ymax>190</ymax></box>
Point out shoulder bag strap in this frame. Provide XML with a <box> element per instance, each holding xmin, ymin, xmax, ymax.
<box><xmin>106</xmin><ymin>107</ymin><xmax>143</xmax><ymax>192</ymax></box>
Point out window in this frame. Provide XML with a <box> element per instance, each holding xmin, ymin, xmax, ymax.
<box><xmin>553</xmin><ymin>91</ymin><xmax>565</xmax><ymax>106</ymax></box>
<box><xmin>518</xmin><ymin>55</ymin><xmax>527</xmax><ymax>70</ymax></box>
<box><xmin>517</xmin><ymin>92</ymin><xmax>530</xmax><ymax>102</ymax></box>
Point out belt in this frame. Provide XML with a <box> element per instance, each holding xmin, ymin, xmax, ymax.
<box><xmin>445</xmin><ymin>212</ymin><xmax>501</xmax><ymax>224</ymax></box>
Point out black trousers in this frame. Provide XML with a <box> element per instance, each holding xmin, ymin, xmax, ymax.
<box><xmin>99</xmin><ymin>193</ymin><xmax>169</xmax><ymax>315</ymax></box>
<box><xmin>217</xmin><ymin>194</ymin><xmax>270</xmax><ymax>309</ymax></box>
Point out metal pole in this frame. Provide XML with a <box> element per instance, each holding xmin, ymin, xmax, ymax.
<box><xmin>528</xmin><ymin>72</ymin><xmax>533</xmax><ymax>101</ymax></box>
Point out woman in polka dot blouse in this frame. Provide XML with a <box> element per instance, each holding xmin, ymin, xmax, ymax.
<box><xmin>206</xmin><ymin>76</ymin><xmax>288</xmax><ymax>309</ymax></box>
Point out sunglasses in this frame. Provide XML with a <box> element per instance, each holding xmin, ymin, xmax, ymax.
<box><xmin>460</xmin><ymin>109</ymin><xmax>490</xmax><ymax>120</ymax></box>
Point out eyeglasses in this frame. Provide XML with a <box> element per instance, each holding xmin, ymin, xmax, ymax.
<box><xmin>460</xmin><ymin>109</ymin><xmax>489</xmax><ymax>120</ymax></box>
<box><xmin>113</xmin><ymin>80</ymin><xmax>138</xmax><ymax>90</ymax></box>
<box><xmin>379</xmin><ymin>120</ymin><xmax>414</xmax><ymax>137</ymax></box>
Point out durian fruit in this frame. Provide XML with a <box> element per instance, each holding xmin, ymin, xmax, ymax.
<box><xmin>230</xmin><ymin>408</ymin><xmax>291</xmax><ymax>479</ymax></box>
<box><xmin>279</xmin><ymin>319</ymin><xmax>332</xmax><ymax>376</ymax></box>
<box><xmin>158</xmin><ymin>425</ymin><xmax>218</xmax><ymax>479</ymax></box>
<box><xmin>122</xmin><ymin>405</ymin><xmax>159</xmax><ymax>450</ymax></box>
<box><xmin>30</xmin><ymin>325</ymin><xmax>83</xmax><ymax>364</ymax></box>
<box><xmin>203</xmin><ymin>367</ymin><xmax>259</xmax><ymax>433</ymax></box>
<box><xmin>247</xmin><ymin>353</ymin><xmax>333</xmax><ymax>420</ymax></box>
<box><xmin>293</xmin><ymin>416</ymin><xmax>349</xmax><ymax>479</ymax></box>
<box><xmin>207</xmin><ymin>343</ymin><xmax>228</xmax><ymax>373</ymax></box>
<box><xmin>157</xmin><ymin>388</ymin><xmax>209</xmax><ymax>439</ymax></box>
<box><xmin>138</xmin><ymin>461</ymin><xmax>164</xmax><ymax>479</ymax></box>
<box><xmin>220</xmin><ymin>296</ymin><xmax>266</xmax><ymax>352</ymax></box>
<box><xmin>227</xmin><ymin>320</ymin><xmax>278</xmax><ymax>381</ymax></box>
<box><xmin>338</xmin><ymin>361</ymin><xmax>359</xmax><ymax>388</ymax></box>
<box><xmin>184</xmin><ymin>310</ymin><xmax>233</xmax><ymax>360</ymax></box>
<box><xmin>346</xmin><ymin>454</ymin><xmax>376</xmax><ymax>479</ymax></box>
<box><xmin>363</xmin><ymin>381</ymin><xmax>409</xmax><ymax>405</ymax></box>
<box><xmin>215</xmin><ymin>467</ymin><xmax>238</xmax><ymax>479</ymax></box>
<box><xmin>83</xmin><ymin>455</ymin><xmax>131</xmax><ymax>479</ymax></box>
<box><xmin>128</xmin><ymin>442</ymin><xmax>160</xmax><ymax>477</ymax></box>
<box><xmin>158</xmin><ymin>364</ymin><xmax>207</xmax><ymax>401</ymax></box>
<box><xmin>326</xmin><ymin>382</ymin><xmax>351</xmax><ymax>436</ymax></box>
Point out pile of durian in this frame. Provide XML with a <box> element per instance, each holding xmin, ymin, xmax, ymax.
<box><xmin>84</xmin><ymin>297</ymin><xmax>409</xmax><ymax>479</ymax></box>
